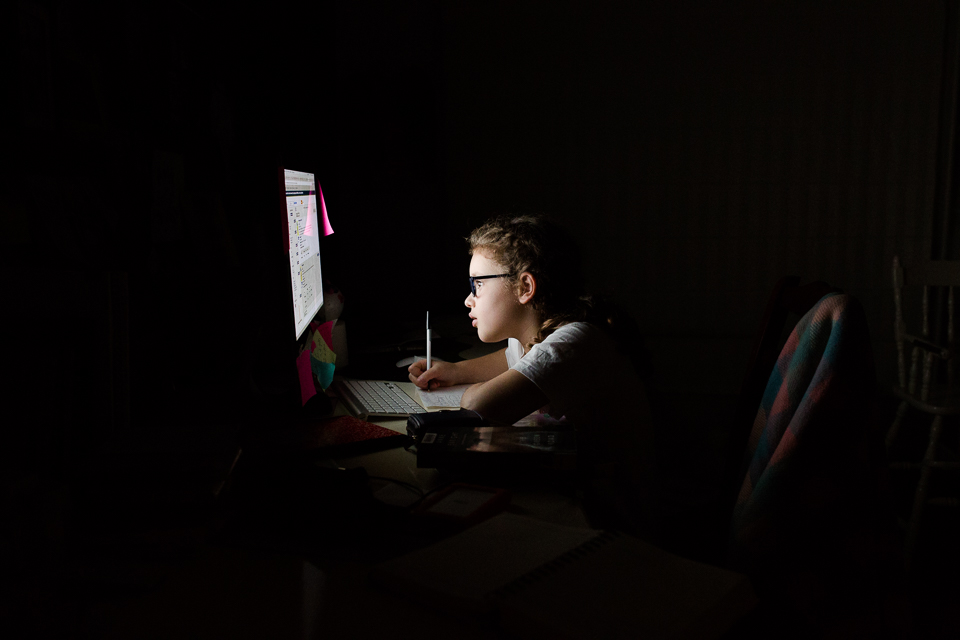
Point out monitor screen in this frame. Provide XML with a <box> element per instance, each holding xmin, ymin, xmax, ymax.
<box><xmin>282</xmin><ymin>168</ymin><xmax>324</xmax><ymax>339</ymax></box>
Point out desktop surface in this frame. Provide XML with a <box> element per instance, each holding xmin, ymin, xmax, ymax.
<box><xmin>61</xmin><ymin>376</ymin><xmax>757</xmax><ymax>640</ymax></box>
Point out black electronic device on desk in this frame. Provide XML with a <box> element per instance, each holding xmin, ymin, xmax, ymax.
<box><xmin>407</xmin><ymin>410</ymin><xmax>577</xmax><ymax>472</ymax></box>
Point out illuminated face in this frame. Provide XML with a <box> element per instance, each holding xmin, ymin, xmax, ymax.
<box><xmin>464</xmin><ymin>251</ymin><xmax>520</xmax><ymax>343</ymax></box>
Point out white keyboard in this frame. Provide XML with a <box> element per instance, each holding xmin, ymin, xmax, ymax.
<box><xmin>333</xmin><ymin>379</ymin><xmax>427</xmax><ymax>419</ymax></box>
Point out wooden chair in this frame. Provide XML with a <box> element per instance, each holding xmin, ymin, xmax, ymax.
<box><xmin>886</xmin><ymin>256</ymin><xmax>960</xmax><ymax>570</ymax></box>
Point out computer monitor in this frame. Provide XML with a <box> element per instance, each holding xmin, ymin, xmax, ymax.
<box><xmin>280</xmin><ymin>167</ymin><xmax>325</xmax><ymax>340</ymax></box>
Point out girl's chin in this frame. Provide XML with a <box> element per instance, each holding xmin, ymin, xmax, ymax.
<box><xmin>478</xmin><ymin>331</ymin><xmax>502</xmax><ymax>343</ymax></box>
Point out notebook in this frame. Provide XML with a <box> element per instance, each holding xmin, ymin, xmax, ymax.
<box><xmin>415</xmin><ymin>384</ymin><xmax>472</xmax><ymax>409</ymax></box>
<box><xmin>370</xmin><ymin>512</ymin><xmax>756</xmax><ymax>639</ymax></box>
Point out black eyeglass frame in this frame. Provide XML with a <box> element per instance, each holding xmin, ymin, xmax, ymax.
<box><xmin>468</xmin><ymin>274</ymin><xmax>512</xmax><ymax>297</ymax></box>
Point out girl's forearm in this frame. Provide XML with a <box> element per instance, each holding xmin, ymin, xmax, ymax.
<box><xmin>452</xmin><ymin>348</ymin><xmax>509</xmax><ymax>384</ymax></box>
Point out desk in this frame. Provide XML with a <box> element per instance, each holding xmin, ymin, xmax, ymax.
<box><xmin>78</xmin><ymin>383</ymin><xmax>749</xmax><ymax>639</ymax></box>
<box><xmin>332</xmin><ymin>382</ymin><xmax>591</xmax><ymax>529</ymax></box>
<box><xmin>291</xmin><ymin>383</ymin><xmax>593</xmax><ymax>638</ymax></box>
<box><xmin>83</xmin><ymin>383</ymin><xmax>589</xmax><ymax>639</ymax></box>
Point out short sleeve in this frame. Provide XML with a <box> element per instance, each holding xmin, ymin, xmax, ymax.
<box><xmin>507</xmin><ymin>322</ymin><xmax>659</xmax><ymax>537</ymax></box>
<box><xmin>510</xmin><ymin>323</ymin><xmax>602</xmax><ymax>418</ymax></box>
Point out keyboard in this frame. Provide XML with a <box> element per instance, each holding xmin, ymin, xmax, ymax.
<box><xmin>333</xmin><ymin>379</ymin><xmax>428</xmax><ymax>419</ymax></box>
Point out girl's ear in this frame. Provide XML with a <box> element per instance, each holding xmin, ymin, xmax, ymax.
<box><xmin>517</xmin><ymin>272</ymin><xmax>537</xmax><ymax>305</ymax></box>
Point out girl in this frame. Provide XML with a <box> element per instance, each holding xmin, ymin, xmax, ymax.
<box><xmin>408</xmin><ymin>214</ymin><xmax>659</xmax><ymax>537</ymax></box>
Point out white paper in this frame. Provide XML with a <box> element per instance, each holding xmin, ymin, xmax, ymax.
<box><xmin>416</xmin><ymin>384</ymin><xmax>472</xmax><ymax>408</ymax></box>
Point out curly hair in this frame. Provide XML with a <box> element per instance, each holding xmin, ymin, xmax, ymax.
<box><xmin>468</xmin><ymin>214</ymin><xmax>652</xmax><ymax>389</ymax></box>
<box><xmin>467</xmin><ymin>215</ymin><xmax>632</xmax><ymax>347</ymax></box>
<box><xmin>468</xmin><ymin>215</ymin><xmax>580</xmax><ymax>344</ymax></box>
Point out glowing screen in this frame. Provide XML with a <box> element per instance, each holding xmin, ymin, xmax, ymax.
<box><xmin>284</xmin><ymin>169</ymin><xmax>324</xmax><ymax>339</ymax></box>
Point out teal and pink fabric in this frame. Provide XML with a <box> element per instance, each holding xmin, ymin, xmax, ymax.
<box><xmin>296</xmin><ymin>319</ymin><xmax>337</xmax><ymax>406</ymax></box>
<box><xmin>731</xmin><ymin>292</ymin><xmax>865</xmax><ymax>539</ymax></box>
<box><xmin>729</xmin><ymin>292</ymin><xmax>900</xmax><ymax>630</ymax></box>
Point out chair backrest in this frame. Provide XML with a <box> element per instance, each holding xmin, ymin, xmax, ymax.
<box><xmin>892</xmin><ymin>256</ymin><xmax>960</xmax><ymax>401</ymax></box>
<box><xmin>717</xmin><ymin>277</ymin><xmax>840</xmax><ymax>529</ymax></box>
<box><xmin>730</xmin><ymin>292</ymin><xmax>877</xmax><ymax>531</ymax></box>
<box><xmin>724</xmin><ymin>288</ymin><xmax>898</xmax><ymax>630</ymax></box>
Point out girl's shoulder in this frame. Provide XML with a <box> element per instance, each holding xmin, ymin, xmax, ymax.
<box><xmin>543</xmin><ymin>321</ymin><xmax>638</xmax><ymax>366</ymax></box>
<box><xmin>539</xmin><ymin>321</ymin><xmax>614</xmax><ymax>353</ymax></box>
<box><xmin>546</xmin><ymin>321</ymin><xmax>605</xmax><ymax>342</ymax></box>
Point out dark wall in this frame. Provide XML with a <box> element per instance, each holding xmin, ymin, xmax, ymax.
<box><xmin>4</xmin><ymin>1</ymin><xmax>456</xmax><ymax>459</ymax></box>
<box><xmin>441</xmin><ymin>1</ymin><xmax>946</xmax><ymax>391</ymax></box>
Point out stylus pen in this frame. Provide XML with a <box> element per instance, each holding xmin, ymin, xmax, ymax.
<box><xmin>426</xmin><ymin>311</ymin><xmax>432</xmax><ymax>370</ymax></box>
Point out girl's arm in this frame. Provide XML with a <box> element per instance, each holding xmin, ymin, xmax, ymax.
<box><xmin>408</xmin><ymin>348</ymin><xmax>510</xmax><ymax>389</ymax></box>
<box><xmin>410</xmin><ymin>348</ymin><xmax>548</xmax><ymax>423</ymax></box>
<box><xmin>460</xmin><ymin>370</ymin><xmax>548</xmax><ymax>425</ymax></box>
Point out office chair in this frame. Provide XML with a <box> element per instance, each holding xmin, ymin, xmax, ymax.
<box><xmin>717</xmin><ymin>276</ymin><xmax>839</xmax><ymax>531</ymax></box>
<box><xmin>886</xmin><ymin>255</ymin><xmax>960</xmax><ymax>571</ymax></box>
<box><xmin>721</xmin><ymin>279</ymin><xmax>901</xmax><ymax>634</ymax></box>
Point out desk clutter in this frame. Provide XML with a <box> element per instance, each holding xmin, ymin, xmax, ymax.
<box><xmin>407</xmin><ymin>409</ymin><xmax>577</xmax><ymax>471</ymax></box>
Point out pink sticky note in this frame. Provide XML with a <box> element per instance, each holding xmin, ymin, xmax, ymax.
<box><xmin>318</xmin><ymin>319</ymin><xmax>335</xmax><ymax>349</ymax></box>
<box><xmin>297</xmin><ymin>349</ymin><xmax>317</xmax><ymax>406</ymax></box>
<box><xmin>318</xmin><ymin>184</ymin><xmax>334</xmax><ymax>236</ymax></box>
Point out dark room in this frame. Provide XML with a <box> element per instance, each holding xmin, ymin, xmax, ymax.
<box><xmin>3</xmin><ymin>1</ymin><xmax>959</xmax><ymax>638</ymax></box>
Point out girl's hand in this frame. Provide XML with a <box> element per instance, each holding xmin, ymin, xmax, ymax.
<box><xmin>408</xmin><ymin>359</ymin><xmax>458</xmax><ymax>390</ymax></box>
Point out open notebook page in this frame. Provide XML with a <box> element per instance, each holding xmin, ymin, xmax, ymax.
<box><xmin>416</xmin><ymin>384</ymin><xmax>472</xmax><ymax>409</ymax></box>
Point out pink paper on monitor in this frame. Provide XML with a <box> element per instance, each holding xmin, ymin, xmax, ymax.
<box><xmin>318</xmin><ymin>184</ymin><xmax>334</xmax><ymax>236</ymax></box>
<box><xmin>308</xmin><ymin>320</ymin><xmax>337</xmax><ymax>390</ymax></box>
<box><xmin>317</xmin><ymin>319</ymin><xmax>335</xmax><ymax>348</ymax></box>
<box><xmin>297</xmin><ymin>348</ymin><xmax>317</xmax><ymax>405</ymax></box>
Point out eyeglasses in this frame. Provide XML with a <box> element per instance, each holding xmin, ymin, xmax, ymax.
<box><xmin>468</xmin><ymin>274</ymin><xmax>511</xmax><ymax>297</ymax></box>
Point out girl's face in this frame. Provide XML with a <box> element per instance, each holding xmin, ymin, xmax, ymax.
<box><xmin>465</xmin><ymin>251</ymin><xmax>523</xmax><ymax>343</ymax></box>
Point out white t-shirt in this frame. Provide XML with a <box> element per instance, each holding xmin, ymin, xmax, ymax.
<box><xmin>507</xmin><ymin>322</ymin><xmax>658</xmax><ymax>534</ymax></box>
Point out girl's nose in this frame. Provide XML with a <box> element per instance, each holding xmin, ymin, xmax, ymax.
<box><xmin>464</xmin><ymin>292</ymin><xmax>475</xmax><ymax>307</ymax></box>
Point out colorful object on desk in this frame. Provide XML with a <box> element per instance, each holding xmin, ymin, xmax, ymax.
<box><xmin>307</xmin><ymin>415</ymin><xmax>405</xmax><ymax>449</ymax></box>
<box><xmin>318</xmin><ymin>183</ymin><xmax>334</xmax><ymax>236</ymax></box>
<box><xmin>309</xmin><ymin>319</ymin><xmax>337</xmax><ymax>390</ymax></box>
<box><xmin>297</xmin><ymin>349</ymin><xmax>317</xmax><ymax>405</ymax></box>
<box><xmin>297</xmin><ymin>319</ymin><xmax>338</xmax><ymax>406</ymax></box>
<box><xmin>263</xmin><ymin>415</ymin><xmax>410</xmax><ymax>455</ymax></box>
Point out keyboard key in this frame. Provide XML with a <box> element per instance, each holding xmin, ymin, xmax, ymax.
<box><xmin>337</xmin><ymin>379</ymin><xmax>425</xmax><ymax>417</ymax></box>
